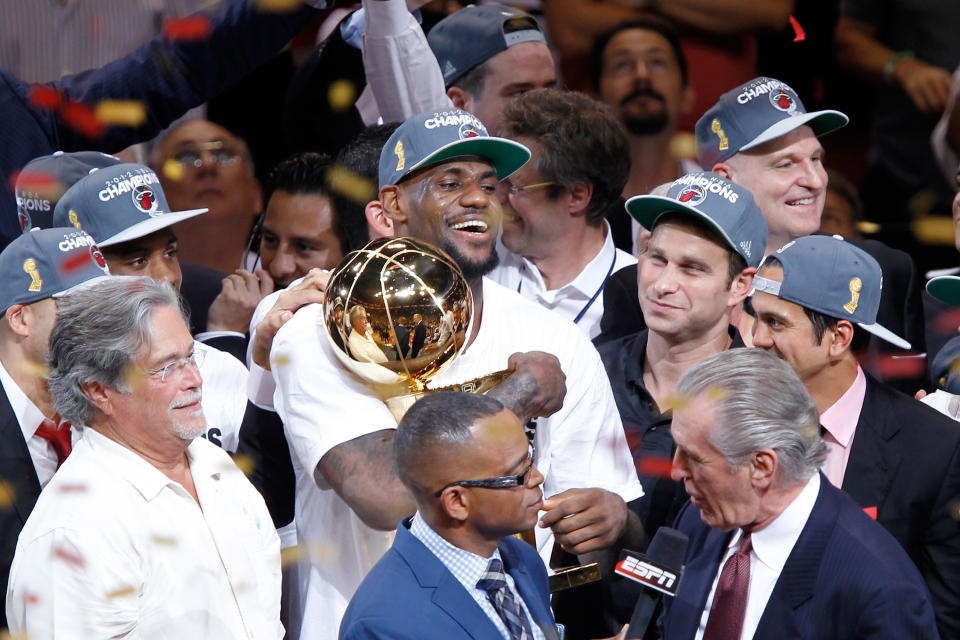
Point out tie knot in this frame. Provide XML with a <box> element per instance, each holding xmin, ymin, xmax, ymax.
<box><xmin>35</xmin><ymin>417</ymin><xmax>73</xmax><ymax>467</ymax></box>
<box><xmin>737</xmin><ymin>532</ymin><xmax>752</xmax><ymax>555</ymax></box>
<box><xmin>476</xmin><ymin>558</ymin><xmax>507</xmax><ymax>593</ymax></box>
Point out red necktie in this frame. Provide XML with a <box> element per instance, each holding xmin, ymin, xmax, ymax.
<box><xmin>35</xmin><ymin>417</ymin><xmax>73</xmax><ymax>468</ymax></box>
<box><xmin>703</xmin><ymin>532</ymin><xmax>752</xmax><ymax>640</ymax></box>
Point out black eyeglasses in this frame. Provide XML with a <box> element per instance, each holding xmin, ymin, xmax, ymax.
<box><xmin>433</xmin><ymin>444</ymin><xmax>535</xmax><ymax>497</ymax></box>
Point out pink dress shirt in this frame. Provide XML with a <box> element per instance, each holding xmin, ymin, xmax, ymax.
<box><xmin>819</xmin><ymin>366</ymin><xmax>867</xmax><ymax>487</ymax></box>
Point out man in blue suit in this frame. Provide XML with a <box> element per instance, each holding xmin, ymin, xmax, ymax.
<box><xmin>340</xmin><ymin>391</ymin><xmax>561</xmax><ymax>639</ymax></box>
<box><xmin>661</xmin><ymin>348</ymin><xmax>939</xmax><ymax>640</ymax></box>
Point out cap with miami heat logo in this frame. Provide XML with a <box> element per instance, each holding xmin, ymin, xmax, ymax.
<box><xmin>51</xmin><ymin>162</ymin><xmax>207</xmax><ymax>248</ymax></box>
<box><xmin>695</xmin><ymin>76</ymin><xmax>849</xmax><ymax>169</ymax></box>
<box><xmin>0</xmin><ymin>227</ymin><xmax>110</xmax><ymax>312</ymax></box>
<box><xmin>624</xmin><ymin>172</ymin><xmax>768</xmax><ymax>268</ymax></box>
<box><xmin>378</xmin><ymin>108</ymin><xmax>530</xmax><ymax>188</ymax></box>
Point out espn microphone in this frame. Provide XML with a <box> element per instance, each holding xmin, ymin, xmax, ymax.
<box><xmin>615</xmin><ymin>527</ymin><xmax>688</xmax><ymax>640</ymax></box>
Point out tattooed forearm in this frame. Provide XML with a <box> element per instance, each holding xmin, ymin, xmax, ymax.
<box><xmin>488</xmin><ymin>371</ymin><xmax>543</xmax><ymax>423</ymax></box>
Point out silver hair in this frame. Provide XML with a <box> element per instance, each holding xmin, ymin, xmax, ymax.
<box><xmin>47</xmin><ymin>277</ymin><xmax>185</xmax><ymax>426</ymax></box>
<box><xmin>676</xmin><ymin>348</ymin><xmax>826</xmax><ymax>487</ymax></box>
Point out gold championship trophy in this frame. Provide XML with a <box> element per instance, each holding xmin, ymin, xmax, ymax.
<box><xmin>323</xmin><ymin>237</ymin><xmax>600</xmax><ymax>593</ymax></box>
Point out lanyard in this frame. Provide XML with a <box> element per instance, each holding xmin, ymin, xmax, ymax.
<box><xmin>517</xmin><ymin>249</ymin><xmax>619</xmax><ymax>325</ymax></box>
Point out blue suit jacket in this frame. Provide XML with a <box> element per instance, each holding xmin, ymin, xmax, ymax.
<box><xmin>0</xmin><ymin>0</ymin><xmax>320</xmax><ymax>248</ymax></box>
<box><xmin>661</xmin><ymin>475</ymin><xmax>940</xmax><ymax>639</ymax></box>
<box><xmin>340</xmin><ymin>520</ymin><xmax>559</xmax><ymax>639</ymax></box>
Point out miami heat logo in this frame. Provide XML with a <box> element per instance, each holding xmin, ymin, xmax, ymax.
<box><xmin>769</xmin><ymin>90</ymin><xmax>797</xmax><ymax>114</ymax></box>
<box><xmin>132</xmin><ymin>185</ymin><xmax>159</xmax><ymax>216</ymax></box>
<box><xmin>17</xmin><ymin>210</ymin><xmax>31</xmax><ymax>231</ymax></box>
<box><xmin>459</xmin><ymin>123</ymin><xmax>481</xmax><ymax>139</ymax></box>
<box><xmin>677</xmin><ymin>185</ymin><xmax>706</xmax><ymax>207</ymax></box>
<box><xmin>89</xmin><ymin>244</ymin><xmax>109</xmax><ymax>274</ymax></box>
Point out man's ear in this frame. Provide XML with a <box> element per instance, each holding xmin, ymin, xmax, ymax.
<box><xmin>728</xmin><ymin>267</ymin><xmax>756</xmax><ymax>307</ymax></box>
<box><xmin>81</xmin><ymin>380</ymin><xmax>112</xmax><ymax>417</ymax></box>
<box><xmin>447</xmin><ymin>87</ymin><xmax>471</xmax><ymax>112</ymax></box>
<box><xmin>378</xmin><ymin>185</ymin><xmax>409</xmax><ymax>231</ymax></box>
<box><xmin>5</xmin><ymin>304</ymin><xmax>30</xmax><ymax>338</ymax></box>
<box><xmin>713</xmin><ymin>162</ymin><xmax>733</xmax><ymax>180</ymax></box>
<box><xmin>828</xmin><ymin>320</ymin><xmax>856</xmax><ymax>356</ymax></box>
<box><xmin>567</xmin><ymin>183</ymin><xmax>593</xmax><ymax>218</ymax></box>
<box><xmin>750</xmin><ymin>449</ymin><xmax>777</xmax><ymax>490</ymax></box>
<box><xmin>365</xmin><ymin>200</ymin><xmax>395</xmax><ymax>239</ymax></box>
<box><xmin>439</xmin><ymin>486</ymin><xmax>470</xmax><ymax>523</ymax></box>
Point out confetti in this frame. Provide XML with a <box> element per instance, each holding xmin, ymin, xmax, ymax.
<box><xmin>28</xmin><ymin>85</ymin><xmax>62</xmax><ymax>110</ymax></box>
<box><xmin>106</xmin><ymin>585</ymin><xmax>137</xmax><ymax>599</ymax></box>
<box><xmin>705</xmin><ymin>386</ymin><xmax>728</xmax><ymax>401</ymax></box>
<box><xmin>328</xmin><ymin>79</ymin><xmax>357</xmax><ymax>112</ymax></box>
<box><xmin>0</xmin><ymin>480</ymin><xmax>13</xmax><ymax>508</ymax></box>
<box><xmin>60</xmin><ymin>251</ymin><xmax>94</xmax><ymax>274</ymax></box>
<box><xmin>59</xmin><ymin>101</ymin><xmax>105</xmax><ymax>139</ymax></box>
<box><xmin>856</xmin><ymin>220</ymin><xmax>881</xmax><ymax>235</ymax></box>
<box><xmin>162</xmin><ymin>158</ymin><xmax>185</xmax><ymax>182</ymax></box>
<box><xmin>0</xmin><ymin>629</ymin><xmax>31</xmax><ymax>640</ymax></box>
<box><xmin>788</xmin><ymin>16</ymin><xmax>805</xmax><ymax>43</ymax></box>
<box><xmin>254</xmin><ymin>0</ymin><xmax>301</xmax><ymax>11</ymax></box>
<box><xmin>152</xmin><ymin>535</ymin><xmax>178</xmax><ymax>546</ymax></box>
<box><xmin>162</xmin><ymin>15</ymin><xmax>213</xmax><ymax>41</ymax></box>
<box><xmin>280</xmin><ymin>542</ymin><xmax>336</xmax><ymax>568</ymax></box>
<box><xmin>19</xmin><ymin>359</ymin><xmax>49</xmax><ymax>379</ymax></box>
<box><xmin>669</xmin><ymin>132</ymin><xmax>697</xmax><ymax>161</ymax></box>
<box><xmin>862</xmin><ymin>506</ymin><xmax>877</xmax><ymax>519</ymax></box>
<box><xmin>933</xmin><ymin>309</ymin><xmax>960</xmax><ymax>334</ymax></box>
<box><xmin>272</xmin><ymin>353</ymin><xmax>291</xmax><ymax>368</ymax></box>
<box><xmin>948</xmin><ymin>499</ymin><xmax>960</xmax><ymax>521</ymax></box>
<box><xmin>52</xmin><ymin>546</ymin><xmax>85</xmax><ymax>567</ymax></box>
<box><xmin>57</xmin><ymin>483</ymin><xmax>88</xmax><ymax>494</ymax></box>
<box><xmin>659</xmin><ymin>392</ymin><xmax>689</xmax><ymax>412</ymax></box>
<box><xmin>637</xmin><ymin>456</ymin><xmax>674</xmax><ymax>479</ymax></box>
<box><xmin>911</xmin><ymin>215</ymin><xmax>954</xmax><ymax>246</ymax></box>
<box><xmin>231</xmin><ymin>454</ymin><xmax>255</xmax><ymax>475</ymax></box>
<box><xmin>325</xmin><ymin>165</ymin><xmax>377</xmax><ymax>205</ymax></box>
<box><xmin>864</xmin><ymin>353</ymin><xmax>926</xmax><ymax>380</ymax></box>
<box><xmin>95</xmin><ymin>100</ymin><xmax>147</xmax><ymax>127</ymax></box>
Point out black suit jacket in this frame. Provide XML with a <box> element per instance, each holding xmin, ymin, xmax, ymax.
<box><xmin>595</xmin><ymin>265</ymin><xmax>646</xmax><ymax>346</ymax></box>
<box><xmin>662</xmin><ymin>475</ymin><xmax>940</xmax><ymax>640</ymax></box>
<box><xmin>411</xmin><ymin>321</ymin><xmax>427</xmax><ymax>358</ymax></box>
<box><xmin>842</xmin><ymin>376</ymin><xmax>960</xmax><ymax>638</ymax></box>
<box><xmin>0</xmin><ymin>385</ymin><xmax>40</xmax><ymax>632</ymax></box>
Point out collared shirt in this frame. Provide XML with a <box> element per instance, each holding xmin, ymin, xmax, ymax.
<box><xmin>490</xmin><ymin>224</ymin><xmax>637</xmax><ymax>339</ymax></box>
<box><xmin>0</xmin><ymin>357</ymin><xmax>80</xmax><ymax>488</ymax></box>
<box><xmin>695</xmin><ymin>473</ymin><xmax>821</xmax><ymax>640</ymax></box>
<box><xmin>819</xmin><ymin>366</ymin><xmax>867</xmax><ymax>487</ymax></box>
<box><xmin>6</xmin><ymin>428</ymin><xmax>282</xmax><ymax>640</ymax></box>
<box><xmin>409</xmin><ymin>514</ymin><xmax>546</xmax><ymax>640</ymax></box>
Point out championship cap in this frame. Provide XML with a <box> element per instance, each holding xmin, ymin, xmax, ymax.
<box><xmin>428</xmin><ymin>4</ymin><xmax>546</xmax><ymax>87</ymax></box>
<box><xmin>624</xmin><ymin>172</ymin><xmax>768</xmax><ymax>268</ymax></box>
<box><xmin>753</xmin><ymin>235</ymin><xmax>910</xmax><ymax>349</ymax></box>
<box><xmin>15</xmin><ymin>151</ymin><xmax>124</xmax><ymax>233</ymax></box>
<box><xmin>378</xmin><ymin>109</ymin><xmax>530</xmax><ymax>188</ymax></box>
<box><xmin>0</xmin><ymin>227</ymin><xmax>110</xmax><ymax>312</ymax></box>
<box><xmin>927</xmin><ymin>275</ymin><xmax>960</xmax><ymax>307</ymax></box>
<box><xmin>52</xmin><ymin>162</ymin><xmax>206</xmax><ymax>247</ymax></box>
<box><xmin>695</xmin><ymin>76</ymin><xmax>848</xmax><ymax>168</ymax></box>
<box><xmin>931</xmin><ymin>336</ymin><xmax>960</xmax><ymax>394</ymax></box>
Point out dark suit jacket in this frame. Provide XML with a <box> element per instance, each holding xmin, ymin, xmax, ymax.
<box><xmin>0</xmin><ymin>0</ymin><xmax>322</xmax><ymax>249</ymax></box>
<box><xmin>661</xmin><ymin>475</ymin><xmax>940</xmax><ymax>640</ymax></box>
<box><xmin>0</xmin><ymin>385</ymin><xmax>40</xmax><ymax>632</ymax></box>
<box><xmin>395</xmin><ymin>324</ymin><xmax>411</xmax><ymax>359</ymax></box>
<box><xmin>411</xmin><ymin>321</ymin><xmax>427</xmax><ymax>358</ymax></box>
<box><xmin>340</xmin><ymin>520</ymin><xmax>559</xmax><ymax>639</ymax></box>
<box><xmin>595</xmin><ymin>264</ymin><xmax>646</xmax><ymax>346</ymax></box>
<box><xmin>843</xmin><ymin>376</ymin><xmax>960</xmax><ymax>638</ymax></box>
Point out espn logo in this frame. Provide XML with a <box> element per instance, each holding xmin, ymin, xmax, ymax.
<box><xmin>615</xmin><ymin>555</ymin><xmax>680</xmax><ymax>596</ymax></box>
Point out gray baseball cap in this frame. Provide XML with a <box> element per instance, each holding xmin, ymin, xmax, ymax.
<box><xmin>0</xmin><ymin>227</ymin><xmax>110</xmax><ymax>311</ymax></box>
<box><xmin>625</xmin><ymin>172</ymin><xmax>768</xmax><ymax>268</ymax></box>
<box><xmin>427</xmin><ymin>4</ymin><xmax>546</xmax><ymax>87</ymax></box>
<box><xmin>753</xmin><ymin>235</ymin><xmax>910</xmax><ymax>349</ymax></box>
<box><xmin>52</xmin><ymin>162</ymin><xmax>206</xmax><ymax>247</ymax></box>
<box><xmin>378</xmin><ymin>109</ymin><xmax>530</xmax><ymax>188</ymax></box>
<box><xmin>15</xmin><ymin>151</ymin><xmax>124</xmax><ymax>233</ymax></box>
<box><xmin>695</xmin><ymin>76</ymin><xmax>848</xmax><ymax>168</ymax></box>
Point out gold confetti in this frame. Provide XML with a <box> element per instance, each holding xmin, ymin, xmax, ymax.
<box><xmin>272</xmin><ymin>354</ymin><xmax>290</xmax><ymax>368</ymax></box>
<box><xmin>949</xmin><ymin>499</ymin><xmax>960</xmax><ymax>521</ymax></box>
<box><xmin>0</xmin><ymin>480</ymin><xmax>13</xmax><ymax>508</ymax></box>
<box><xmin>231</xmin><ymin>454</ymin><xmax>255</xmax><ymax>475</ymax></box>
<box><xmin>280</xmin><ymin>542</ymin><xmax>336</xmax><ymax>568</ymax></box>
<box><xmin>325</xmin><ymin>165</ymin><xmax>376</xmax><ymax>205</ymax></box>
<box><xmin>669</xmin><ymin>131</ymin><xmax>697</xmax><ymax>161</ymax></box>
<box><xmin>328</xmin><ymin>79</ymin><xmax>357</xmax><ymax>112</ymax></box>
<box><xmin>95</xmin><ymin>100</ymin><xmax>147</xmax><ymax>127</ymax></box>
<box><xmin>659</xmin><ymin>392</ymin><xmax>689</xmax><ymax>413</ymax></box>
<box><xmin>162</xmin><ymin>158</ymin><xmax>185</xmax><ymax>182</ymax></box>
<box><xmin>856</xmin><ymin>220</ymin><xmax>881</xmax><ymax>235</ymax></box>
<box><xmin>151</xmin><ymin>535</ymin><xmax>178</xmax><ymax>546</ymax></box>
<box><xmin>705</xmin><ymin>386</ymin><xmax>728</xmax><ymax>402</ymax></box>
<box><xmin>106</xmin><ymin>585</ymin><xmax>136</xmax><ymax>599</ymax></box>
<box><xmin>19</xmin><ymin>359</ymin><xmax>49</xmax><ymax>379</ymax></box>
<box><xmin>253</xmin><ymin>0</ymin><xmax>301</xmax><ymax>11</ymax></box>
<box><xmin>911</xmin><ymin>215</ymin><xmax>955</xmax><ymax>246</ymax></box>
<box><xmin>0</xmin><ymin>629</ymin><xmax>31</xmax><ymax>640</ymax></box>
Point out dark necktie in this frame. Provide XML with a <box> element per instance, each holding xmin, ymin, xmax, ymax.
<box><xmin>35</xmin><ymin>417</ymin><xmax>72</xmax><ymax>468</ymax></box>
<box><xmin>476</xmin><ymin>557</ymin><xmax>534</xmax><ymax>640</ymax></box>
<box><xmin>703</xmin><ymin>532</ymin><xmax>752</xmax><ymax>640</ymax></box>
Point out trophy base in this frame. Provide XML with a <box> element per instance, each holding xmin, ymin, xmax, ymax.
<box><xmin>383</xmin><ymin>367</ymin><xmax>515</xmax><ymax>421</ymax></box>
<box><xmin>549</xmin><ymin>563</ymin><xmax>602</xmax><ymax>593</ymax></box>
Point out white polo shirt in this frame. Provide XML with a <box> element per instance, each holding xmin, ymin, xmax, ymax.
<box><xmin>195</xmin><ymin>340</ymin><xmax>248</xmax><ymax>453</ymax></box>
<box><xmin>6</xmin><ymin>428</ymin><xmax>282</xmax><ymax>640</ymax></box>
<box><xmin>489</xmin><ymin>225</ymin><xmax>636</xmax><ymax>339</ymax></box>
<box><xmin>271</xmin><ymin>277</ymin><xmax>642</xmax><ymax>640</ymax></box>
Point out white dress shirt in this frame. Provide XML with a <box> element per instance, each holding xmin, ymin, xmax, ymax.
<box><xmin>6</xmin><ymin>428</ymin><xmax>282</xmax><ymax>640</ymax></box>
<box><xmin>0</xmin><ymin>358</ymin><xmax>80</xmax><ymax>488</ymax></box>
<box><xmin>695</xmin><ymin>473</ymin><xmax>820</xmax><ymax>640</ymax></box>
<box><xmin>489</xmin><ymin>225</ymin><xmax>636</xmax><ymax>339</ymax></box>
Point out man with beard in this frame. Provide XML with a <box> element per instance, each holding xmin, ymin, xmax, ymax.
<box><xmin>268</xmin><ymin>108</ymin><xmax>643</xmax><ymax>638</ymax></box>
<box><xmin>749</xmin><ymin>235</ymin><xmax>960</xmax><ymax>638</ymax></box>
<box><xmin>590</xmin><ymin>19</ymin><xmax>700</xmax><ymax>253</ymax></box>
<box><xmin>6</xmin><ymin>277</ymin><xmax>282</xmax><ymax>639</ymax></box>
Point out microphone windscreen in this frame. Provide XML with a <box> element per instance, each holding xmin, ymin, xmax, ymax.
<box><xmin>646</xmin><ymin>527</ymin><xmax>688</xmax><ymax>572</ymax></box>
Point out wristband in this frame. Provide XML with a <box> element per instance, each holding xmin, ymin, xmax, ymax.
<box><xmin>883</xmin><ymin>50</ymin><xmax>914</xmax><ymax>84</ymax></box>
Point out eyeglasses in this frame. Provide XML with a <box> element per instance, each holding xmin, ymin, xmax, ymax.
<box><xmin>433</xmin><ymin>444</ymin><xmax>535</xmax><ymax>497</ymax></box>
<box><xmin>172</xmin><ymin>142</ymin><xmax>241</xmax><ymax>169</ymax></box>
<box><xmin>145</xmin><ymin>349</ymin><xmax>205</xmax><ymax>383</ymax></box>
<box><xmin>500</xmin><ymin>180</ymin><xmax>556</xmax><ymax>197</ymax></box>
